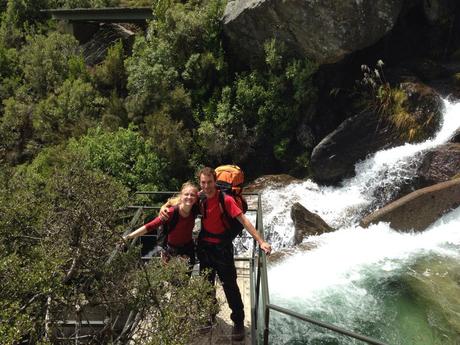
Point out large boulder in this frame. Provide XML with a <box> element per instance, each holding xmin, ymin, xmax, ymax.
<box><xmin>360</xmin><ymin>178</ymin><xmax>460</xmax><ymax>232</ymax></box>
<box><xmin>223</xmin><ymin>0</ymin><xmax>404</xmax><ymax>65</ymax></box>
<box><xmin>310</xmin><ymin>82</ymin><xmax>443</xmax><ymax>183</ymax></box>
<box><xmin>417</xmin><ymin>143</ymin><xmax>460</xmax><ymax>186</ymax></box>
<box><xmin>291</xmin><ymin>202</ymin><xmax>333</xmax><ymax>244</ymax></box>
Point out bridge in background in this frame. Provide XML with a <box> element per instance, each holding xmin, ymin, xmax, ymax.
<box><xmin>43</xmin><ymin>7</ymin><xmax>153</xmax><ymax>43</ymax></box>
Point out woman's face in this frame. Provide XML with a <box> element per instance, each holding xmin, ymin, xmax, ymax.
<box><xmin>180</xmin><ymin>187</ymin><xmax>198</xmax><ymax>206</ymax></box>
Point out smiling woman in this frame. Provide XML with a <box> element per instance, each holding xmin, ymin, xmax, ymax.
<box><xmin>124</xmin><ymin>181</ymin><xmax>200</xmax><ymax>269</ymax></box>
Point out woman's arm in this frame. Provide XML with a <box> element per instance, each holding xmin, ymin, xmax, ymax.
<box><xmin>123</xmin><ymin>225</ymin><xmax>147</xmax><ymax>241</ymax></box>
<box><xmin>124</xmin><ymin>214</ymin><xmax>164</xmax><ymax>241</ymax></box>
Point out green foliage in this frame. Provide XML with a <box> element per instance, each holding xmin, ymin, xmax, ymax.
<box><xmin>68</xmin><ymin>126</ymin><xmax>173</xmax><ymax>191</ymax></box>
<box><xmin>1</xmin><ymin>150</ymin><xmax>215</xmax><ymax>344</ymax></box>
<box><xmin>33</xmin><ymin>78</ymin><xmax>104</xmax><ymax>144</ymax></box>
<box><xmin>0</xmin><ymin>31</ymin><xmax>98</xmax><ymax>163</ymax></box>
<box><xmin>197</xmin><ymin>39</ymin><xmax>318</xmax><ymax>168</ymax></box>
<box><xmin>59</xmin><ymin>0</ymin><xmax>120</xmax><ymax>8</ymax></box>
<box><xmin>119</xmin><ymin>0</ymin><xmax>154</xmax><ymax>6</ymax></box>
<box><xmin>132</xmin><ymin>259</ymin><xmax>218</xmax><ymax>345</ymax></box>
<box><xmin>0</xmin><ymin>45</ymin><xmax>21</xmax><ymax>102</ymax></box>
<box><xmin>359</xmin><ymin>61</ymin><xmax>430</xmax><ymax>142</ymax></box>
<box><xmin>125</xmin><ymin>0</ymin><xmax>226</xmax><ymax>117</ymax></box>
<box><xmin>144</xmin><ymin>109</ymin><xmax>194</xmax><ymax>178</ymax></box>
<box><xmin>0</xmin><ymin>0</ymin><xmax>54</xmax><ymax>48</ymax></box>
<box><xmin>0</xmin><ymin>94</ymin><xmax>35</xmax><ymax>164</ymax></box>
<box><xmin>101</xmin><ymin>90</ymin><xmax>129</xmax><ymax>130</ymax></box>
<box><xmin>20</xmin><ymin>32</ymin><xmax>83</xmax><ymax>98</ymax></box>
<box><xmin>92</xmin><ymin>40</ymin><xmax>127</xmax><ymax>94</ymax></box>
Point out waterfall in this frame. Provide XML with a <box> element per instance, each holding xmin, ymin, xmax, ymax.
<box><xmin>259</xmin><ymin>99</ymin><xmax>460</xmax><ymax>344</ymax></box>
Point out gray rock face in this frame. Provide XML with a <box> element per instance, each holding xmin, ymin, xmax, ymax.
<box><xmin>223</xmin><ymin>0</ymin><xmax>404</xmax><ymax>65</ymax></box>
<box><xmin>310</xmin><ymin>82</ymin><xmax>443</xmax><ymax>183</ymax></box>
<box><xmin>417</xmin><ymin>143</ymin><xmax>460</xmax><ymax>185</ymax></box>
<box><xmin>360</xmin><ymin>178</ymin><xmax>460</xmax><ymax>232</ymax></box>
<box><xmin>451</xmin><ymin>128</ymin><xmax>460</xmax><ymax>143</ymax></box>
<box><xmin>291</xmin><ymin>202</ymin><xmax>333</xmax><ymax>244</ymax></box>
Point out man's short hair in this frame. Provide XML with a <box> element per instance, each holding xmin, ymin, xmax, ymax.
<box><xmin>197</xmin><ymin>167</ymin><xmax>216</xmax><ymax>181</ymax></box>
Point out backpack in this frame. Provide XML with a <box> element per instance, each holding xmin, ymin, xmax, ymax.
<box><xmin>156</xmin><ymin>205</ymin><xmax>180</xmax><ymax>248</ymax></box>
<box><xmin>199</xmin><ymin>165</ymin><xmax>248</xmax><ymax>242</ymax></box>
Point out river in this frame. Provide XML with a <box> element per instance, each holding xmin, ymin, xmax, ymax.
<box><xmin>255</xmin><ymin>99</ymin><xmax>460</xmax><ymax>344</ymax></box>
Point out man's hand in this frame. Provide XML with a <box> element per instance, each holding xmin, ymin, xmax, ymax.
<box><xmin>159</xmin><ymin>205</ymin><xmax>169</xmax><ymax>221</ymax></box>
<box><xmin>260</xmin><ymin>241</ymin><xmax>272</xmax><ymax>255</ymax></box>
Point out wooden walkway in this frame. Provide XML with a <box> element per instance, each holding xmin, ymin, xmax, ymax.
<box><xmin>190</xmin><ymin>259</ymin><xmax>252</xmax><ymax>345</ymax></box>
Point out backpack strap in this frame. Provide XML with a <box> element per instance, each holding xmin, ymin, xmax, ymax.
<box><xmin>157</xmin><ymin>205</ymin><xmax>180</xmax><ymax>248</ymax></box>
<box><xmin>218</xmin><ymin>190</ymin><xmax>232</xmax><ymax>229</ymax></box>
<box><xmin>198</xmin><ymin>190</ymin><xmax>241</xmax><ymax>243</ymax></box>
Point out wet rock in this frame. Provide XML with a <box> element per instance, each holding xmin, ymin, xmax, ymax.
<box><xmin>310</xmin><ymin>82</ymin><xmax>443</xmax><ymax>184</ymax></box>
<box><xmin>223</xmin><ymin>0</ymin><xmax>403</xmax><ymax>66</ymax></box>
<box><xmin>291</xmin><ymin>202</ymin><xmax>333</xmax><ymax>244</ymax></box>
<box><xmin>403</xmin><ymin>58</ymin><xmax>450</xmax><ymax>81</ymax></box>
<box><xmin>245</xmin><ymin>174</ymin><xmax>301</xmax><ymax>193</ymax></box>
<box><xmin>417</xmin><ymin>143</ymin><xmax>460</xmax><ymax>186</ymax></box>
<box><xmin>451</xmin><ymin>128</ymin><xmax>460</xmax><ymax>143</ymax></box>
<box><xmin>267</xmin><ymin>242</ymin><xmax>317</xmax><ymax>264</ymax></box>
<box><xmin>360</xmin><ymin>178</ymin><xmax>460</xmax><ymax>232</ymax></box>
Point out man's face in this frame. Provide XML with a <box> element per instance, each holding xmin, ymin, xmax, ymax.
<box><xmin>200</xmin><ymin>173</ymin><xmax>216</xmax><ymax>197</ymax></box>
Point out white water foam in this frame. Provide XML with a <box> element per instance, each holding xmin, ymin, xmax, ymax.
<box><xmin>269</xmin><ymin>206</ymin><xmax>460</xmax><ymax>303</ymax></box>
<box><xmin>262</xmin><ymin>99</ymin><xmax>460</xmax><ymax>249</ymax></box>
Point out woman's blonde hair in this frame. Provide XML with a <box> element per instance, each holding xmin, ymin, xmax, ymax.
<box><xmin>167</xmin><ymin>181</ymin><xmax>199</xmax><ymax>205</ymax></box>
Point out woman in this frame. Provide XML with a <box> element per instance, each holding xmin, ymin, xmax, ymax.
<box><xmin>124</xmin><ymin>182</ymin><xmax>199</xmax><ymax>269</ymax></box>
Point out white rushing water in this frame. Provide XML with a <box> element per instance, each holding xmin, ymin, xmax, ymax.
<box><xmin>261</xmin><ymin>99</ymin><xmax>460</xmax><ymax>249</ymax></box>
<box><xmin>260</xmin><ymin>99</ymin><xmax>460</xmax><ymax>344</ymax></box>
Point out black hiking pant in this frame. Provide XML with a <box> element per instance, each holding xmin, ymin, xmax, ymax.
<box><xmin>196</xmin><ymin>241</ymin><xmax>244</xmax><ymax>325</ymax></box>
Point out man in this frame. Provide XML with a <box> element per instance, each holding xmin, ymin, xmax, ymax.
<box><xmin>162</xmin><ymin>167</ymin><xmax>272</xmax><ymax>341</ymax></box>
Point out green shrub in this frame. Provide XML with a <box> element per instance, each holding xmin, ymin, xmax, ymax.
<box><xmin>197</xmin><ymin>39</ymin><xmax>317</xmax><ymax>170</ymax></box>
<box><xmin>0</xmin><ymin>0</ymin><xmax>54</xmax><ymax>48</ymax></box>
<box><xmin>92</xmin><ymin>40</ymin><xmax>127</xmax><ymax>95</ymax></box>
<box><xmin>33</xmin><ymin>78</ymin><xmax>105</xmax><ymax>145</ymax></box>
<box><xmin>68</xmin><ymin>126</ymin><xmax>172</xmax><ymax>191</ymax></box>
<box><xmin>20</xmin><ymin>32</ymin><xmax>83</xmax><ymax>98</ymax></box>
<box><xmin>125</xmin><ymin>0</ymin><xmax>226</xmax><ymax>118</ymax></box>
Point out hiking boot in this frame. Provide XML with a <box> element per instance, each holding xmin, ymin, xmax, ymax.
<box><xmin>232</xmin><ymin>322</ymin><xmax>245</xmax><ymax>341</ymax></box>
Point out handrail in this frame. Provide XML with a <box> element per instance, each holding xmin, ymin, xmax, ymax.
<box><xmin>266</xmin><ymin>304</ymin><xmax>388</xmax><ymax>345</ymax></box>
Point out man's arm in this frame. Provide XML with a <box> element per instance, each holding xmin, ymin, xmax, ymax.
<box><xmin>236</xmin><ymin>213</ymin><xmax>272</xmax><ymax>254</ymax></box>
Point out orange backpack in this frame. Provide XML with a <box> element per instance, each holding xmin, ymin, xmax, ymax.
<box><xmin>199</xmin><ymin>165</ymin><xmax>248</xmax><ymax>242</ymax></box>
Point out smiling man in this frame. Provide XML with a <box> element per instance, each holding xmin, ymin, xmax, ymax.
<box><xmin>195</xmin><ymin>167</ymin><xmax>271</xmax><ymax>341</ymax></box>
